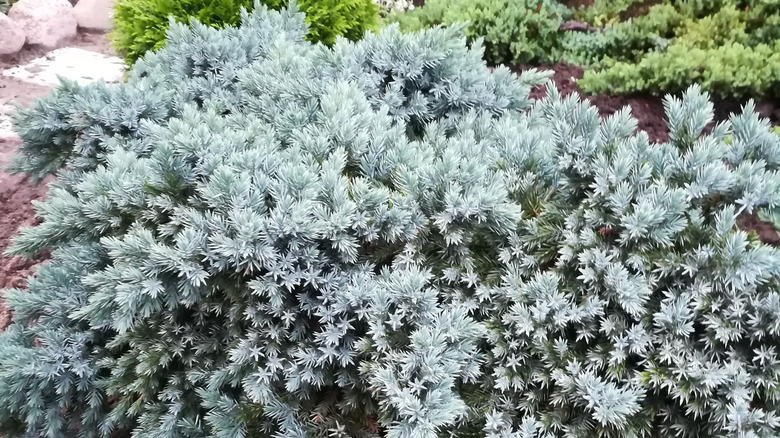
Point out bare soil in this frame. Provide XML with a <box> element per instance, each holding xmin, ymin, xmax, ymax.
<box><xmin>0</xmin><ymin>32</ymin><xmax>114</xmax><ymax>330</ymax></box>
<box><xmin>0</xmin><ymin>137</ymin><xmax>51</xmax><ymax>330</ymax></box>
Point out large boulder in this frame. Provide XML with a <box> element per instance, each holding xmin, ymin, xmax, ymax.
<box><xmin>8</xmin><ymin>0</ymin><xmax>77</xmax><ymax>48</ymax></box>
<box><xmin>0</xmin><ymin>14</ymin><xmax>25</xmax><ymax>55</ymax></box>
<box><xmin>73</xmin><ymin>0</ymin><xmax>113</xmax><ymax>30</ymax></box>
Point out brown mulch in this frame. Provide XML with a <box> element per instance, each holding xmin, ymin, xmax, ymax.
<box><xmin>0</xmin><ymin>31</ymin><xmax>114</xmax><ymax>330</ymax></box>
<box><xmin>517</xmin><ymin>62</ymin><xmax>670</xmax><ymax>142</ymax></box>
<box><xmin>739</xmin><ymin>212</ymin><xmax>780</xmax><ymax>246</ymax></box>
<box><xmin>0</xmin><ymin>137</ymin><xmax>51</xmax><ymax>330</ymax></box>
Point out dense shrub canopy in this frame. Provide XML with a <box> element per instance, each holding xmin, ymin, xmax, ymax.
<box><xmin>3</xmin><ymin>3</ymin><xmax>780</xmax><ymax>438</ymax></box>
<box><xmin>110</xmin><ymin>0</ymin><xmax>379</xmax><ymax>64</ymax></box>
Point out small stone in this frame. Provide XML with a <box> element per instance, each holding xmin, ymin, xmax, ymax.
<box><xmin>0</xmin><ymin>14</ymin><xmax>25</xmax><ymax>55</ymax></box>
<box><xmin>8</xmin><ymin>0</ymin><xmax>78</xmax><ymax>48</ymax></box>
<box><xmin>74</xmin><ymin>0</ymin><xmax>114</xmax><ymax>30</ymax></box>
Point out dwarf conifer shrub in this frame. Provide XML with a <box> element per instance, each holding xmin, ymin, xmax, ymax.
<box><xmin>3</xmin><ymin>4</ymin><xmax>780</xmax><ymax>438</ymax></box>
<box><xmin>110</xmin><ymin>0</ymin><xmax>379</xmax><ymax>65</ymax></box>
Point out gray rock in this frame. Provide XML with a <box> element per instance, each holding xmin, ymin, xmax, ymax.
<box><xmin>0</xmin><ymin>13</ymin><xmax>25</xmax><ymax>55</ymax></box>
<box><xmin>8</xmin><ymin>0</ymin><xmax>77</xmax><ymax>48</ymax></box>
<box><xmin>74</xmin><ymin>0</ymin><xmax>114</xmax><ymax>30</ymax></box>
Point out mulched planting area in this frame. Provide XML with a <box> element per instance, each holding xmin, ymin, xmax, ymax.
<box><xmin>516</xmin><ymin>62</ymin><xmax>670</xmax><ymax>142</ymax></box>
<box><xmin>0</xmin><ymin>31</ymin><xmax>115</xmax><ymax>330</ymax></box>
<box><xmin>515</xmin><ymin>62</ymin><xmax>780</xmax><ymax>244</ymax></box>
<box><xmin>0</xmin><ymin>137</ymin><xmax>50</xmax><ymax>330</ymax></box>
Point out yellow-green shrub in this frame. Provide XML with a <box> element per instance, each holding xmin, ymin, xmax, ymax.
<box><xmin>111</xmin><ymin>0</ymin><xmax>379</xmax><ymax>64</ymax></box>
<box><xmin>387</xmin><ymin>0</ymin><xmax>570</xmax><ymax>65</ymax></box>
<box><xmin>570</xmin><ymin>0</ymin><xmax>780</xmax><ymax>98</ymax></box>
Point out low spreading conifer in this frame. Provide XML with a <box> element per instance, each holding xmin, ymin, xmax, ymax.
<box><xmin>2</xmin><ymin>3</ymin><xmax>780</xmax><ymax>438</ymax></box>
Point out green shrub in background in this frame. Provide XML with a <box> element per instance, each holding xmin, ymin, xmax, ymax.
<box><xmin>561</xmin><ymin>1</ymin><xmax>743</xmax><ymax>68</ymax></box>
<box><xmin>578</xmin><ymin>40</ymin><xmax>780</xmax><ymax>97</ymax></box>
<box><xmin>384</xmin><ymin>0</ymin><xmax>780</xmax><ymax>101</ymax></box>
<box><xmin>567</xmin><ymin>0</ymin><xmax>780</xmax><ymax>98</ymax></box>
<box><xmin>111</xmin><ymin>0</ymin><xmax>379</xmax><ymax>64</ymax></box>
<box><xmin>561</xmin><ymin>3</ymin><xmax>682</xmax><ymax>67</ymax></box>
<box><xmin>111</xmin><ymin>0</ymin><xmax>254</xmax><ymax>64</ymax></box>
<box><xmin>386</xmin><ymin>0</ymin><xmax>569</xmax><ymax>65</ymax></box>
<box><xmin>569</xmin><ymin>0</ymin><xmax>645</xmax><ymax>26</ymax></box>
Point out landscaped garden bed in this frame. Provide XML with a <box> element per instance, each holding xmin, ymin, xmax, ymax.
<box><xmin>0</xmin><ymin>0</ymin><xmax>779</xmax><ymax>437</ymax></box>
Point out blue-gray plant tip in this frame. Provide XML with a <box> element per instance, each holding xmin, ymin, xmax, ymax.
<box><xmin>2</xmin><ymin>4</ymin><xmax>780</xmax><ymax>438</ymax></box>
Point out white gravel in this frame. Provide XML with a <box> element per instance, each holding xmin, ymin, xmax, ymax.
<box><xmin>2</xmin><ymin>47</ymin><xmax>124</xmax><ymax>87</ymax></box>
<box><xmin>0</xmin><ymin>47</ymin><xmax>124</xmax><ymax>139</ymax></box>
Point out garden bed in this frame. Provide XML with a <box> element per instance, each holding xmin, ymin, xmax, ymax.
<box><xmin>516</xmin><ymin>62</ymin><xmax>670</xmax><ymax>142</ymax></box>
<box><xmin>1</xmin><ymin>4</ymin><xmax>780</xmax><ymax>436</ymax></box>
<box><xmin>516</xmin><ymin>62</ymin><xmax>780</xmax><ymax>245</ymax></box>
<box><xmin>1</xmin><ymin>57</ymin><xmax>778</xmax><ymax>331</ymax></box>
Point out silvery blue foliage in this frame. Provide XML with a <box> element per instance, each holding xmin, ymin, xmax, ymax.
<box><xmin>1</xmin><ymin>3</ymin><xmax>780</xmax><ymax>438</ymax></box>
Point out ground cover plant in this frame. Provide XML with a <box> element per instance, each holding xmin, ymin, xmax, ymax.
<box><xmin>569</xmin><ymin>0</ymin><xmax>780</xmax><ymax>98</ymax></box>
<box><xmin>386</xmin><ymin>0</ymin><xmax>570</xmax><ymax>64</ymax></box>
<box><xmin>2</xmin><ymin>3</ymin><xmax>780</xmax><ymax>438</ymax></box>
<box><xmin>111</xmin><ymin>0</ymin><xmax>379</xmax><ymax>64</ymax></box>
<box><xmin>567</xmin><ymin>0</ymin><xmax>647</xmax><ymax>26</ymax></box>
